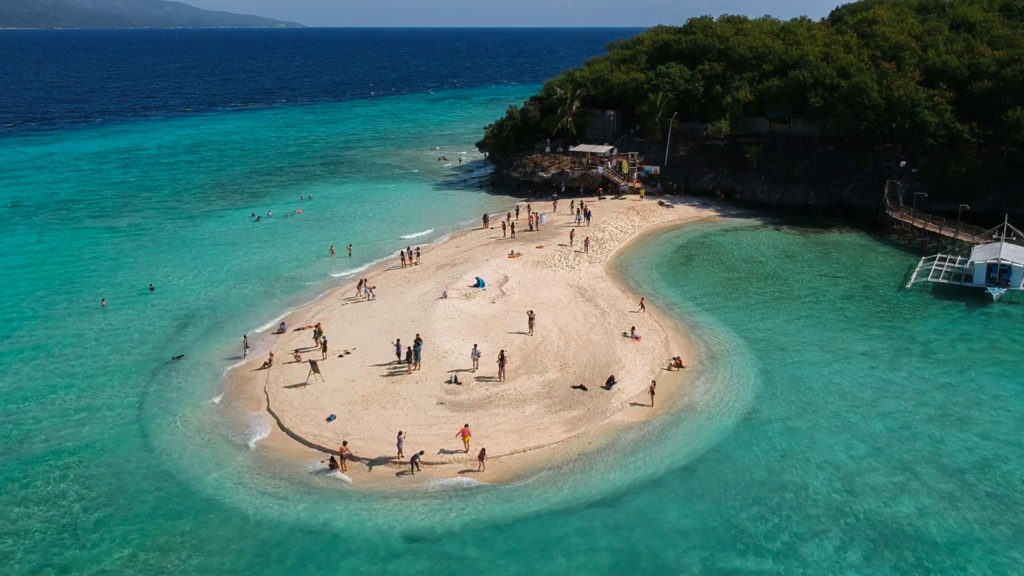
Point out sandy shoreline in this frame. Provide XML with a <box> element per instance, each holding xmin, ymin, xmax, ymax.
<box><xmin>224</xmin><ymin>194</ymin><xmax>726</xmax><ymax>488</ymax></box>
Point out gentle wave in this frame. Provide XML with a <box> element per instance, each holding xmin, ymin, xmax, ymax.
<box><xmin>328</xmin><ymin>260</ymin><xmax>375</xmax><ymax>279</ymax></box>
<box><xmin>400</xmin><ymin>228</ymin><xmax>434</xmax><ymax>240</ymax></box>
<box><xmin>307</xmin><ymin>461</ymin><xmax>353</xmax><ymax>484</ymax></box>
<box><xmin>246</xmin><ymin>415</ymin><xmax>272</xmax><ymax>449</ymax></box>
<box><xmin>254</xmin><ymin>310</ymin><xmax>292</xmax><ymax>334</ymax></box>
<box><xmin>207</xmin><ymin>393</ymin><xmax>224</xmax><ymax>404</ymax></box>
<box><xmin>422</xmin><ymin>477</ymin><xmax>488</xmax><ymax>491</ymax></box>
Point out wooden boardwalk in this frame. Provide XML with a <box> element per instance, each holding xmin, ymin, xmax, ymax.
<box><xmin>883</xmin><ymin>181</ymin><xmax>990</xmax><ymax>245</ymax></box>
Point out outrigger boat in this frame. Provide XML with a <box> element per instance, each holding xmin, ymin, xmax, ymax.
<box><xmin>907</xmin><ymin>216</ymin><xmax>1024</xmax><ymax>301</ymax></box>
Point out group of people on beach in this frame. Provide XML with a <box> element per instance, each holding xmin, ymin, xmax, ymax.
<box><xmin>307</xmin><ymin>192</ymin><xmax>679</xmax><ymax>482</ymax></box>
<box><xmin>399</xmin><ymin>246</ymin><xmax>421</xmax><ymax>268</ymax></box>
<box><xmin>392</xmin><ymin>334</ymin><xmax>425</xmax><ymax>373</ymax></box>
<box><xmin>568</xmin><ymin>199</ymin><xmax>593</xmax><ymax>226</ymax></box>
<box><xmin>355</xmin><ymin>278</ymin><xmax>376</xmax><ymax>300</ymax></box>
<box><xmin>325</xmin><ymin>425</ymin><xmax>486</xmax><ymax>475</ymax></box>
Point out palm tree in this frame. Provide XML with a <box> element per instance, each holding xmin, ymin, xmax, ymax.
<box><xmin>639</xmin><ymin>91</ymin><xmax>674</xmax><ymax>141</ymax></box>
<box><xmin>553</xmin><ymin>85</ymin><xmax>587</xmax><ymax>138</ymax></box>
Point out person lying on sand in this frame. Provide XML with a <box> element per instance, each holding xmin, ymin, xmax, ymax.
<box><xmin>292</xmin><ymin>352</ymin><xmax>303</xmax><ymax>363</ymax></box>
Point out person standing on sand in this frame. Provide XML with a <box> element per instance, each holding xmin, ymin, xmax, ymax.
<box><xmin>413</xmin><ymin>334</ymin><xmax>423</xmax><ymax>371</ymax></box>
<box><xmin>648</xmin><ymin>380</ymin><xmax>656</xmax><ymax>407</ymax></box>
<box><xmin>339</xmin><ymin>441</ymin><xmax>352</xmax><ymax>472</ymax></box>
<box><xmin>585</xmin><ymin>208</ymin><xmax>592</xmax><ymax>226</ymax></box>
<box><xmin>243</xmin><ymin>335</ymin><xmax>250</xmax><ymax>358</ymax></box>
<box><xmin>321</xmin><ymin>335</ymin><xmax>328</xmax><ymax>359</ymax></box>
<box><xmin>410</xmin><ymin>450</ymin><xmax>424</xmax><ymax>474</ymax></box>
<box><xmin>396</xmin><ymin>431</ymin><xmax>406</xmax><ymax>459</ymax></box>
<box><xmin>570</xmin><ymin>200</ymin><xmax>575</xmax><ymax>214</ymax></box>
<box><xmin>515</xmin><ymin>205</ymin><xmax>520</xmax><ymax>220</ymax></box>
<box><xmin>347</xmin><ymin>244</ymin><xmax>352</xmax><ymax>258</ymax></box>
<box><xmin>477</xmin><ymin>448</ymin><xmax>487</xmax><ymax>472</ymax></box>
<box><xmin>393</xmin><ymin>338</ymin><xmax>402</xmax><ymax>363</ymax></box>
<box><xmin>527</xmin><ymin>310</ymin><xmax>535</xmax><ymax>336</ymax></box>
<box><xmin>405</xmin><ymin>346</ymin><xmax>413</xmax><ymax>373</ymax></box>
<box><xmin>583</xmin><ymin>236</ymin><xmax>590</xmax><ymax>254</ymax></box>
<box><xmin>510</xmin><ymin>221</ymin><xmax>516</xmax><ymax>238</ymax></box>
<box><xmin>415</xmin><ymin>247</ymin><xmax>421</xmax><ymax>265</ymax></box>
<box><xmin>569</xmin><ymin>228</ymin><xmax>575</xmax><ymax>247</ymax></box>
<box><xmin>501</xmin><ymin>220</ymin><xmax>507</xmax><ymax>237</ymax></box>
<box><xmin>400</xmin><ymin>250</ymin><xmax>407</xmax><ymax>268</ymax></box>
<box><xmin>497</xmin><ymin>350</ymin><xmax>508</xmax><ymax>382</ymax></box>
<box><xmin>330</xmin><ymin>244</ymin><xmax>335</xmax><ymax>257</ymax></box>
<box><xmin>527</xmin><ymin>204</ymin><xmax>532</xmax><ymax>218</ymax></box>
<box><xmin>638</xmin><ymin>296</ymin><xmax>646</xmax><ymax>313</ymax></box>
<box><xmin>456</xmin><ymin>424</ymin><xmax>472</xmax><ymax>453</ymax></box>
<box><xmin>471</xmin><ymin>344</ymin><xmax>481</xmax><ymax>371</ymax></box>
<box><xmin>482</xmin><ymin>213</ymin><xmax>489</xmax><ymax>229</ymax></box>
<box><xmin>356</xmin><ymin>278</ymin><xmax>364</xmax><ymax>298</ymax></box>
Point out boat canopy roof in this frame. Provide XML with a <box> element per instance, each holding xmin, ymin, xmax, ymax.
<box><xmin>970</xmin><ymin>241</ymin><xmax>1024</xmax><ymax>264</ymax></box>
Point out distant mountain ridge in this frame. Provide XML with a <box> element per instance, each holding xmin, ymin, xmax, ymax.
<box><xmin>0</xmin><ymin>0</ymin><xmax>302</xmax><ymax>28</ymax></box>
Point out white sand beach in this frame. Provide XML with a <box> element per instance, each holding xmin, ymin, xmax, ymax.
<box><xmin>227</xmin><ymin>195</ymin><xmax>723</xmax><ymax>486</ymax></box>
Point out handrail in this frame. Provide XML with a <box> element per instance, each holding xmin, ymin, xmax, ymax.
<box><xmin>883</xmin><ymin>184</ymin><xmax>989</xmax><ymax>244</ymax></box>
<box><xmin>886</xmin><ymin>203</ymin><xmax>989</xmax><ymax>242</ymax></box>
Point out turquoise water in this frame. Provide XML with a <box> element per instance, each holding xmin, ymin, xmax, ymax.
<box><xmin>2</xmin><ymin>90</ymin><xmax>1022</xmax><ymax>573</ymax></box>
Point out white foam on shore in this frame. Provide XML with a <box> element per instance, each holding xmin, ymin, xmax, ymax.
<box><xmin>208</xmin><ymin>393</ymin><xmax>224</xmax><ymax>404</ymax></box>
<box><xmin>245</xmin><ymin>415</ymin><xmax>271</xmax><ymax>449</ymax></box>
<box><xmin>422</xmin><ymin>477</ymin><xmax>488</xmax><ymax>491</ymax></box>
<box><xmin>307</xmin><ymin>461</ymin><xmax>354</xmax><ymax>484</ymax></box>
<box><xmin>400</xmin><ymin>228</ymin><xmax>434</xmax><ymax>239</ymax></box>
<box><xmin>506</xmin><ymin>470</ymin><xmax>547</xmax><ymax>488</ymax></box>
<box><xmin>329</xmin><ymin>260</ymin><xmax>375</xmax><ymax>279</ymax></box>
<box><xmin>254</xmin><ymin>310</ymin><xmax>292</xmax><ymax>334</ymax></box>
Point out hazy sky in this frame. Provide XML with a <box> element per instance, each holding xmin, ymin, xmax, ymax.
<box><xmin>187</xmin><ymin>0</ymin><xmax>842</xmax><ymax>28</ymax></box>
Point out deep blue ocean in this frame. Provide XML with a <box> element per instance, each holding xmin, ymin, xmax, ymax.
<box><xmin>1</xmin><ymin>28</ymin><xmax>1021</xmax><ymax>575</ymax></box>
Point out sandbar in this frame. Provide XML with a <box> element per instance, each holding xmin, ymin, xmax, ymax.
<box><xmin>226</xmin><ymin>194</ymin><xmax>725</xmax><ymax>487</ymax></box>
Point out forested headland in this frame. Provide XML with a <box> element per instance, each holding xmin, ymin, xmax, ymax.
<box><xmin>481</xmin><ymin>0</ymin><xmax>1022</xmax><ymax>212</ymax></box>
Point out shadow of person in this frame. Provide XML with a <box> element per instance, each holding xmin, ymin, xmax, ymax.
<box><xmin>363</xmin><ymin>455</ymin><xmax>394</xmax><ymax>472</ymax></box>
<box><xmin>571</xmin><ymin>384</ymin><xmax>589</xmax><ymax>391</ymax></box>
